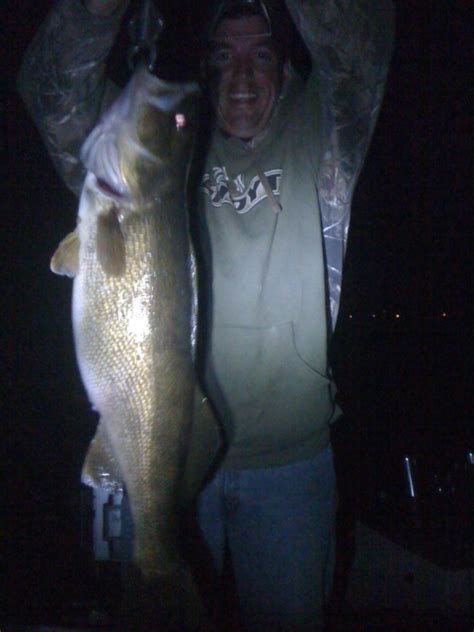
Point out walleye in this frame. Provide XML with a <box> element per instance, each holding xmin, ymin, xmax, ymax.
<box><xmin>51</xmin><ymin>66</ymin><xmax>219</xmax><ymax>628</ymax></box>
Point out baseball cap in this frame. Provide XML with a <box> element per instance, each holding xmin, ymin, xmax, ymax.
<box><xmin>206</xmin><ymin>0</ymin><xmax>293</xmax><ymax>53</ymax></box>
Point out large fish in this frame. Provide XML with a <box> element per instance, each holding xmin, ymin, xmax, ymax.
<box><xmin>51</xmin><ymin>66</ymin><xmax>219</xmax><ymax>629</ymax></box>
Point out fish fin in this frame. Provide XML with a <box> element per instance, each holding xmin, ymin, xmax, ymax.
<box><xmin>179</xmin><ymin>384</ymin><xmax>222</xmax><ymax>506</ymax></box>
<box><xmin>97</xmin><ymin>208</ymin><xmax>126</xmax><ymax>276</ymax></box>
<box><xmin>50</xmin><ymin>230</ymin><xmax>80</xmax><ymax>277</ymax></box>
<box><xmin>81</xmin><ymin>422</ymin><xmax>124</xmax><ymax>493</ymax></box>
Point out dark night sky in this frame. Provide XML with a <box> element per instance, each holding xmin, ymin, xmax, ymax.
<box><xmin>2</xmin><ymin>0</ymin><xmax>473</xmax><ymax>623</ymax></box>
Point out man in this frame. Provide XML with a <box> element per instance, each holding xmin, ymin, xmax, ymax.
<box><xmin>18</xmin><ymin>1</ymin><xmax>394</xmax><ymax>629</ymax></box>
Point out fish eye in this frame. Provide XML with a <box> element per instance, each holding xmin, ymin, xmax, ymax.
<box><xmin>175</xmin><ymin>112</ymin><xmax>186</xmax><ymax>130</ymax></box>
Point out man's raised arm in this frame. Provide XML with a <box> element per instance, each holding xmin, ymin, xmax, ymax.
<box><xmin>286</xmin><ymin>0</ymin><xmax>395</xmax><ymax>326</ymax></box>
<box><xmin>17</xmin><ymin>0</ymin><xmax>129</xmax><ymax>196</ymax></box>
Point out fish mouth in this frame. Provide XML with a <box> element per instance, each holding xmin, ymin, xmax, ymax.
<box><xmin>96</xmin><ymin>177</ymin><xmax>127</xmax><ymax>200</ymax></box>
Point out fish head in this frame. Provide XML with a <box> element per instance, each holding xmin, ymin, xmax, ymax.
<box><xmin>81</xmin><ymin>66</ymin><xmax>201</xmax><ymax>207</ymax></box>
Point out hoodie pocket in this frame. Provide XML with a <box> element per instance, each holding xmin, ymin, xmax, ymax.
<box><xmin>207</xmin><ymin>320</ymin><xmax>332</xmax><ymax>453</ymax></box>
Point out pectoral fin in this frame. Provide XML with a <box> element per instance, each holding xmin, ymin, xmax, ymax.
<box><xmin>50</xmin><ymin>230</ymin><xmax>80</xmax><ymax>277</ymax></box>
<box><xmin>97</xmin><ymin>208</ymin><xmax>126</xmax><ymax>276</ymax></box>
<box><xmin>81</xmin><ymin>422</ymin><xmax>124</xmax><ymax>493</ymax></box>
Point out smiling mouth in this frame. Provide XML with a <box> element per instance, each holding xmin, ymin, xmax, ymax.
<box><xmin>229</xmin><ymin>92</ymin><xmax>257</xmax><ymax>102</ymax></box>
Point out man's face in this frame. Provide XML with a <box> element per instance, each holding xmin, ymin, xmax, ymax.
<box><xmin>206</xmin><ymin>15</ymin><xmax>286</xmax><ymax>140</ymax></box>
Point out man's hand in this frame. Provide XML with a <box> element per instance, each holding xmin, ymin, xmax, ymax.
<box><xmin>84</xmin><ymin>0</ymin><xmax>129</xmax><ymax>17</ymax></box>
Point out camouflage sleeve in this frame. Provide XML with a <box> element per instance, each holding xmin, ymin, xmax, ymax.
<box><xmin>285</xmin><ymin>0</ymin><xmax>395</xmax><ymax>328</ymax></box>
<box><xmin>17</xmin><ymin>0</ymin><xmax>128</xmax><ymax>197</ymax></box>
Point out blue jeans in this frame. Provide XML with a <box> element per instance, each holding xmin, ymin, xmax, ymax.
<box><xmin>196</xmin><ymin>446</ymin><xmax>337</xmax><ymax>631</ymax></box>
<box><xmin>118</xmin><ymin>446</ymin><xmax>336</xmax><ymax>631</ymax></box>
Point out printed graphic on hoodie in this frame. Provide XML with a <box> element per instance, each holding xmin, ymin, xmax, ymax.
<box><xmin>201</xmin><ymin>166</ymin><xmax>282</xmax><ymax>215</ymax></box>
